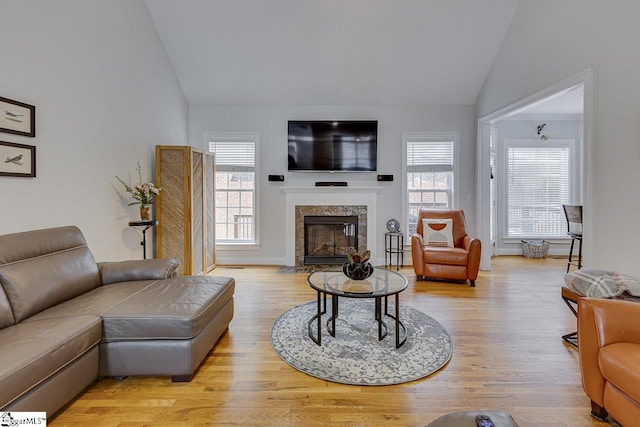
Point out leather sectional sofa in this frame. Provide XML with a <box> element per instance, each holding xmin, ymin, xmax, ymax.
<box><xmin>0</xmin><ymin>226</ymin><xmax>234</xmax><ymax>416</ymax></box>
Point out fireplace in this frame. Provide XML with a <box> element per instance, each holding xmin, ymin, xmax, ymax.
<box><xmin>303</xmin><ymin>215</ymin><xmax>358</xmax><ymax>265</ymax></box>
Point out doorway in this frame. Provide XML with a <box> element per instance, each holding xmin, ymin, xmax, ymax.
<box><xmin>476</xmin><ymin>69</ymin><xmax>593</xmax><ymax>270</ymax></box>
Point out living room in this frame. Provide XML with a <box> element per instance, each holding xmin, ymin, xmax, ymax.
<box><xmin>2</xmin><ymin>1</ymin><xmax>640</xmax><ymax>425</ymax></box>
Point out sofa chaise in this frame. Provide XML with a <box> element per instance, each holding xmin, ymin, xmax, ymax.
<box><xmin>0</xmin><ymin>226</ymin><xmax>234</xmax><ymax>416</ymax></box>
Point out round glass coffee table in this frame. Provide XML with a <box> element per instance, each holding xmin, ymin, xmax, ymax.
<box><xmin>307</xmin><ymin>267</ymin><xmax>408</xmax><ymax>348</ymax></box>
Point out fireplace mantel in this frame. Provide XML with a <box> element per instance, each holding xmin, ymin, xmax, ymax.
<box><xmin>284</xmin><ymin>186</ymin><xmax>380</xmax><ymax>266</ymax></box>
<box><xmin>281</xmin><ymin>186</ymin><xmax>383</xmax><ymax>194</ymax></box>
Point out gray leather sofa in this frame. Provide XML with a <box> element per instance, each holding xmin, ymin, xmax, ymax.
<box><xmin>0</xmin><ymin>226</ymin><xmax>234</xmax><ymax>416</ymax></box>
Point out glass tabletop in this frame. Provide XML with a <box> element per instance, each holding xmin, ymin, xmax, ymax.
<box><xmin>307</xmin><ymin>267</ymin><xmax>408</xmax><ymax>297</ymax></box>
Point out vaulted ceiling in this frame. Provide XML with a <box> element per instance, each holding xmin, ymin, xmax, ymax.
<box><xmin>145</xmin><ymin>0</ymin><xmax>521</xmax><ymax>106</ymax></box>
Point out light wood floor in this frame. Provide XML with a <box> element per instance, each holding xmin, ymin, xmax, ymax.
<box><xmin>51</xmin><ymin>257</ymin><xmax>609</xmax><ymax>427</ymax></box>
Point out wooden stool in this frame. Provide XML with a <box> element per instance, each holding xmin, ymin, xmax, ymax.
<box><xmin>561</xmin><ymin>286</ymin><xmax>581</xmax><ymax>348</ymax></box>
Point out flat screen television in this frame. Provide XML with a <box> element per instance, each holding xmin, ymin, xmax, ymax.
<box><xmin>288</xmin><ymin>120</ymin><xmax>378</xmax><ymax>172</ymax></box>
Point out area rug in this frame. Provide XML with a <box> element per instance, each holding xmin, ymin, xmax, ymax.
<box><xmin>270</xmin><ymin>298</ymin><xmax>453</xmax><ymax>385</ymax></box>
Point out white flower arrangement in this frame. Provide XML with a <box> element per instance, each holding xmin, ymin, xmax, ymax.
<box><xmin>116</xmin><ymin>162</ymin><xmax>160</xmax><ymax>206</ymax></box>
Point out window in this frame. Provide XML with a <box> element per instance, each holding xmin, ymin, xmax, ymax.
<box><xmin>403</xmin><ymin>133</ymin><xmax>457</xmax><ymax>236</ymax></box>
<box><xmin>206</xmin><ymin>133</ymin><xmax>258</xmax><ymax>244</ymax></box>
<box><xmin>505</xmin><ymin>140</ymin><xmax>574</xmax><ymax>237</ymax></box>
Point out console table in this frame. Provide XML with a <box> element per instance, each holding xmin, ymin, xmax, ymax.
<box><xmin>128</xmin><ymin>220</ymin><xmax>157</xmax><ymax>259</ymax></box>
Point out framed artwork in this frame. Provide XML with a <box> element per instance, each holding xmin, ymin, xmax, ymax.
<box><xmin>0</xmin><ymin>96</ymin><xmax>36</xmax><ymax>137</ymax></box>
<box><xmin>0</xmin><ymin>141</ymin><xmax>36</xmax><ymax>177</ymax></box>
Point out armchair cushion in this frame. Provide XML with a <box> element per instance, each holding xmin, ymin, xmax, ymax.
<box><xmin>422</xmin><ymin>218</ymin><xmax>454</xmax><ymax>247</ymax></box>
<box><xmin>422</xmin><ymin>246</ymin><xmax>468</xmax><ymax>266</ymax></box>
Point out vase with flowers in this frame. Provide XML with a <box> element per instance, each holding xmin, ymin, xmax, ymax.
<box><xmin>116</xmin><ymin>162</ymin><xmax>161</xmax><ymax>221</ymax></box>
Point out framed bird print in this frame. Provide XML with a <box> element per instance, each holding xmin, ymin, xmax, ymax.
<box><xmin>0</xmin><ymin>141</ymin><xmax>36</xmax><ymax>177</ymax></box>
<box><xmin>0</xmin><ymin>96</ymin><xmax>36</xmax><ymax>137</ymax></box>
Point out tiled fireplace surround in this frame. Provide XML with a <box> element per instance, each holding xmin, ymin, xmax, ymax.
<box><xmin>283</xmin><ymin>186</ymin><xmax>380</xmax><ymax>267</ymax></box>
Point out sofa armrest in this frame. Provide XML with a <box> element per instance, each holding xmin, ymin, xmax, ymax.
<box><xmin>463</xmin><ymin>236</ymin><xmax>482</xmax><ymax>280</ymax></box>
<box><xmin>577</xmin><ymin>298</ymin><xmax>640</xmax><ymax>407</ymax></box>
<box><xmin>98</xmin><ymin>259</ymin><xmax>181</xmax><ymax>285</ymax></box>
<box><xmin>411</xmin><ymin>234</ymin><xmax>425</xmax><ymax>276</ymax></box>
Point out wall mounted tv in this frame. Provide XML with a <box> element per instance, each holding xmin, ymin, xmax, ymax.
<box><xmin>288</xmin><ymin>120</ymin><xmax>378</xmax><ymax>172</ymax></box>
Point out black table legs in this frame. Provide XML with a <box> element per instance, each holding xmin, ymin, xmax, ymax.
<box><xmin>308</xmin><ymin>293</ymin><xmax>407</xmax><ymax>348</ymax></box>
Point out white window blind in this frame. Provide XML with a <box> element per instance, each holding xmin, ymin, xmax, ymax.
<box><xmin>506</xmin><ymin>144</ymin><xmax>569</xmax><ymax>237</ymax></box>
<box><xmin>407</xmin><ymin>140</ymin><xmax>454</xmax><ymax>172</ymax></box>
<box><xmin>209</xmin><ymin>141</ymin><xmax>255</xmax><ymax>170</ymax></box>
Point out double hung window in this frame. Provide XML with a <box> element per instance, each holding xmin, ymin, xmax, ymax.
<box><xmin>206</xmin><ymin>133</ymin><xmax>258</xmax><ymax>244</ymax></box>
<box><xmin>404</xmin><ymin>133</ymin><xmax>457</xmax><ymax>236</ymax></box>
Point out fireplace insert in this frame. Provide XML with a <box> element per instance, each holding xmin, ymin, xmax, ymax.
<box><xmin>303</xmin><ymin>215</ymin><xmax>358</xmax><ymax>265</ymax></box>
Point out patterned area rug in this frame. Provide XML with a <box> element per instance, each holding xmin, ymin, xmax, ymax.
<box><xmin>271</xmin><ymin>299</ymin><xmax>453</xmax><ymax>385</ymax></box>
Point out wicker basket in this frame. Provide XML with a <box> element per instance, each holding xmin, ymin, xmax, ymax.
<box><xmin>521</xmin><ymin>240</ymin><xmax>550</xmax><ymax>259</ymax></box>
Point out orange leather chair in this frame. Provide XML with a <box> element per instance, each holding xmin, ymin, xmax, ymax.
<box><xmin>578</xmin><ymin>298</ymin><xmax>640</xmax><ymax>424</ymax></box>
<box><xmin>411</xmin><ymin>209</ymin><xmax>481</xmax><ymax>287</ymax></box>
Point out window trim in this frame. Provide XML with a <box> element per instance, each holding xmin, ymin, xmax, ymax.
<box><xmin>203</xmin><ymin>131</ymin><xmax>260</xmax><ymax>246</ymax></box>
<box><xmin>402</xmin><ymin>131</ymin><xmax>460</xmax><ymax>238</ymax></box>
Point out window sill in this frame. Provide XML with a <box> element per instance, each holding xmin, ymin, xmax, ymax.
<box><xmin>216</xmin><ymin>243</ymin><xmax>261</xmax><ymax>251</ymax></box>
<box><xmin>502</xmin><ymin>237</ymin><xmax>571</xmax><ymax>244</ymax></box>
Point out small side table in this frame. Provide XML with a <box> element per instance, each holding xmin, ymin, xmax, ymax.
<box><xmin>385</xmin><ymin>232</ymin><xmax>404</xmax><ymax>270</ymax></box>
<box><xmin>128</xmin><ymin>220</ymin><xmax>158</xmax><ymax>259</ymax></box>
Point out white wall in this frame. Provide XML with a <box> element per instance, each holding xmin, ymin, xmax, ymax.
<box><xmin>476</xmin><ymin>0</ymin><xmax>640</xmax><ymax>274</ymax></box>
<box><xmin>0</xmin><ymin>0</ymin><xmax>188</xmax><ymax>260</ymax></box>
<box><xmin>189</xmin><ymin>104</ymin><xmax>475</xmax><ymax>264</ymax></box>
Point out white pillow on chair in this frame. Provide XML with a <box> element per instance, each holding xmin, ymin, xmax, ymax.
<box><xmin>422</xmin><ymin>218</ymin><xmax>454</xmax><ymax>247</ymax></box>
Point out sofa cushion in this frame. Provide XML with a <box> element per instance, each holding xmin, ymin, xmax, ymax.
<box><xmin>0</xmin><ymin>226</ymin><xmax>101</xmax><ymax>322</ymax></box>
<box><xmin>599</xmin><ymin>342</ymin><xmax>640</xmax><ymax>403</ymax></box>
<box><xmin>0</xmin><ymin>315</ymin><xmax>102</xmax><ymax>408</ymax></box>
<box><xmin>423</xmin><ymin>246</ymin><xmax>468</xmax><ymax>266</ymax></box>
<box><xmin>100</xmin><ymin>276</ymin><xmax>235</xmax><ymax>341</ymax></box>
<box><xmin>0</xmin><ymin>287</ymin><xmax>15</xmax><ymax>329</ymax></box>
<box><xmin>23</xmin><ymin>280</ymin><xmax>158</xmax><ymax>322</ymax></box>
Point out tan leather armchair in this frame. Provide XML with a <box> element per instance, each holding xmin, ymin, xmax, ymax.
<box><xmin>578</xmin><ymin>298</ymin><xmax>640</xmax><ymax>424</ymax></box>
<box><xmin>411</xmin><ymin>208</ymin><xmax>481</xmax><ymax>287</ymax></box>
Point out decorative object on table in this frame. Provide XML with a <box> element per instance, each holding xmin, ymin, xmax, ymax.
<box><xmin>386</xmin><ymin>218</ymin><xmax>400</xmax><ymax>233</ymax></box>
<box><xmin>343</xmin><ymin>247</ymin><xmax>373</xmax><ymax>280</ymax></box>
<box><xmin>116</xmin><ymin>162</ymin><xmax>160</xmax><ymax>221</ymax></box>
<box><xmin>271</xmin><ymin>298</ymin><xmax>453</xmax><ymax>385</ymax></box>
<box><xmin>0</xmin><ymin>96</ymin><xmax>35</xmax><ymax>137</ymax></box>
<box><xmin>0</xmin><ymin>141</ymin><xmax>36</xmax><ymax>177</ymax></box>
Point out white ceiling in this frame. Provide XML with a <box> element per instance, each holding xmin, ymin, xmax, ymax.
<box><xmin>145</xmin><ymin>0</ymin><xmax>521</xmax><ymax>106</ymax></box>
<box><xmin>513</xmin><ymin>85</ymin><xmax>584</xmax><ymax>117</ymax></box>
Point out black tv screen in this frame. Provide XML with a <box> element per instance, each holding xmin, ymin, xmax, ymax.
<box><xmin>288</xmin><ymin>120</ymin><xmax>378</xmax><ymax>172</ymax></box>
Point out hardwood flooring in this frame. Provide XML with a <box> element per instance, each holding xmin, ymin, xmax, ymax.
<box><xmin>51</xmin><ymin>257</ymin><xmax>609</xmax><ymax>426</ymax></box>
